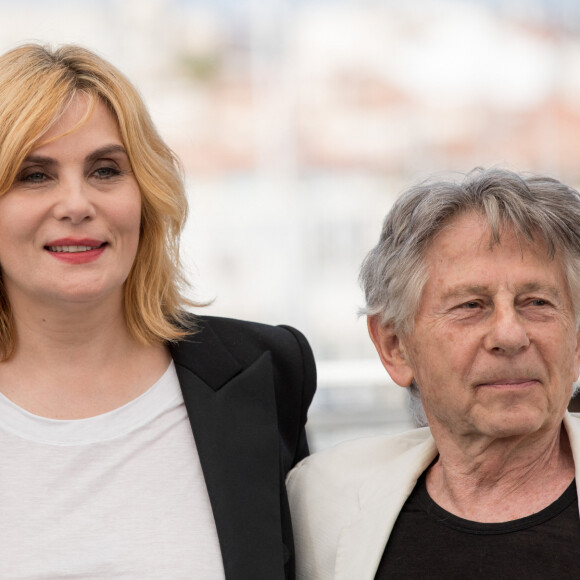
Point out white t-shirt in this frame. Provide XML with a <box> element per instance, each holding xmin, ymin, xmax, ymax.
<box><xmin>0</xmin><ymin>361</ymin><xmax>225</xmax><ymax>579</ymax></box>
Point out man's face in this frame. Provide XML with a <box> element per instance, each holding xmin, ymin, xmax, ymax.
<box><xmin>391</xmin><ymin>212</ymin><xmax>580</xmax><ymax>441</ymax></box>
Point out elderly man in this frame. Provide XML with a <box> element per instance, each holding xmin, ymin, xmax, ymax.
<box><xmin>287</xmin><ymin>168</ymin><xmax>580</xmax><ymax>579</ymax></box>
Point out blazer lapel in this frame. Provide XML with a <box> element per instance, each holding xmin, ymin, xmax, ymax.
<box><xmin>170</xmin><ymin>327</ymin><xmax>286</xmax><ymax>580</ymax></box>
<box><xmin>334</xmin><ymin>435</ymin><xmax>438</xmax><ymax>580</ymax></box>
<box><xmin>563</xmin><ymin>412</ymin><xmax>580</xmax><ymax>503</ymax></box>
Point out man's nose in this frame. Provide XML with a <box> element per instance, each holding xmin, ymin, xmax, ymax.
<box><xmin>51</xmin><ymin>178</ymin><xmax>96</xmax><ymax>224</ymax></box>
<box><xmin>483</xmin><ymin>304</ymin><xmax>530</xmax><ymax>355</ymax></box>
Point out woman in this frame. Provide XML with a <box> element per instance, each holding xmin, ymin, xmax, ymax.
<box><xmin>0</xmin><ymin>43</ymin><xmax>315</xmax><ymax>579</ymax></box>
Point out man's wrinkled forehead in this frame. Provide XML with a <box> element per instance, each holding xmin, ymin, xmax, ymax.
<box><xmin>417</xmin><ymin>211</ymin><xmax>572</xmax><ymax>310</ymax></box>
<box><xmin>429</xmin><ymin>210</ymin><xmax>553</xmax><ymax>259</ymax></box>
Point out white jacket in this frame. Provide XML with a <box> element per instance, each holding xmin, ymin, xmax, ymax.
<box><xmin>286</xmin><ymin>413</ymin><xmax>580</xmax><ymax>580</ymax></box>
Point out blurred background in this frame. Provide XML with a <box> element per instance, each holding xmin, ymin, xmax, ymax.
<box><xmin>2</xmin><ymin>0</ymin><xmax>580</xmax><ymax>450</ymax></box>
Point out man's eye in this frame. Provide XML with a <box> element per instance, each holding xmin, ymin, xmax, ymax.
<box><xmin>530</xmin><ymin>299</ymin><xmax>547</xmax><ymax>306</ymax></box>
<box><xmin>461</xmin><ymin>301</ymin><xmax>480</xmax><ymax>309</ymax></box>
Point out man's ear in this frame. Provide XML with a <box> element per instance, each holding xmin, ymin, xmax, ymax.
<box><xmin>368</xmin><ymin>316</ymin><xmax>414</xmax><ymax>388</ymax></box>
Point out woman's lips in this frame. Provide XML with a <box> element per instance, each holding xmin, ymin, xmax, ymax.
<box><xmin>45</xmin><ymin>238</ymin><xmax>107</xmax><ymax>264</ymax></box>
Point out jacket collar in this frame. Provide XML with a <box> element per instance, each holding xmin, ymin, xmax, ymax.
<box><xmin>169</xmin><ymin>319</ymin><xmax>287</xmax><ymax>580</ymax></box>
<box><xmin>334</xmin><ymin>430</ymin><xmax>437</xmax><ymax>580</ymax></box>
<box><xmin>169</xmin><ymin>317</ymin><xmax>242</xmax><ymax>391</ymax></box>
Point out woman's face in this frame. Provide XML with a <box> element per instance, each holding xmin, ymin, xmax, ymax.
<box><xmin>0</xmin><ymin>94</ymin><xmax>142</xmax><ymax>311</ymax></box>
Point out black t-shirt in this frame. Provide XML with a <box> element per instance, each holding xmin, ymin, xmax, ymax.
<box><xmin>375</xmin><ymin>472</ymin><xmax>580</xmax><ymax>579</ymax></box>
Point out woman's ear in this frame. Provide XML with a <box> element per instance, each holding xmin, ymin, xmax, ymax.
<box><xmin>367</xmin><ymin>316</ymin><xmax>414</xmax><ymax>388</ymax></box>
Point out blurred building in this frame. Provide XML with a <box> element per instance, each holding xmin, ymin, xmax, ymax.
<box><xmin>1</xmin><ymin>0</ymin><xmax>580</xmax><ymax>448</ymax></box>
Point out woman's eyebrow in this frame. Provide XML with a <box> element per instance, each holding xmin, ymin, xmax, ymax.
<box><xmin>22</xmin><ymin>144</ymin><xmax>128</xmax><ymax>166</ymax></box>
<box><xmin>84</xmin><ymin>144</ymin><xmax>128</xmax><ymax>163</ymax></box>
<box><xmin>21</xmin><ymin>154</ymin><xmax>56</xmax><ymax>166</ymax></box>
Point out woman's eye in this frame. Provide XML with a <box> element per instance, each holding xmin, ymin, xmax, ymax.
<box><xmin>92</xmin><ymin>166</ymin><xmax>121</xmax><ymax>179</ymax></box>
<box><xmin>20</xmin><ymin>170</ymin><xmax>47</xmax><ymax>183</ymax></box>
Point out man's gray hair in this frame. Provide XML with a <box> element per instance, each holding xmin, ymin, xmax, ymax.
<box><xmin>360</xmin><ymin>167</ymin><xmax>580</xmax><ymax>425</ymax></box>
<box><xmin>361</xmin><ymin>167</ymin><xmax>580</xmax><ymax>331</ymax></box>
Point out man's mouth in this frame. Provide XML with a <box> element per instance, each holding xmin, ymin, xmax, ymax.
<box><xmin>476</xmin><ymin>378</ymin><xmax>539</xmax><ymax>388</ymax></box>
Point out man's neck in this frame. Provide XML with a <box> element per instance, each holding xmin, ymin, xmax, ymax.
<box><xmin>425</xmin><ymin>422</ymin><xmax>575</xmax><ymax>522</ymax></box>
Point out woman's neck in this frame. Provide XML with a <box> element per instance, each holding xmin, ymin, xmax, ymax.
<box><xmin>0</xmin><ymin>298</ymin><xmax>171</xmax><ymax>419</ymax></box>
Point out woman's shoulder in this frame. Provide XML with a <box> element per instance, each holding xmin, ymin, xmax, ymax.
<box><xmin>171</xmin><ymin>313</ymin><xmax>315</xmax><ymax>391</ymax></box>
<box><xmin>179</xmin><ymin>313</ymin><xmax>309</xmax><ymax>349</ymax></box>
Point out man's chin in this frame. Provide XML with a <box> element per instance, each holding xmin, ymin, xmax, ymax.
<box><xmin>474</xmin><ymin>408</ymin><xmax>557</xmax><ymax>440</ymax></box>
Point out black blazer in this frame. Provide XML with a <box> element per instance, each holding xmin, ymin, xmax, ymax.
<box><xmin>168</xmin><ymin>315</ymin><xmax>316</xmax><ymax>580</ymax></box>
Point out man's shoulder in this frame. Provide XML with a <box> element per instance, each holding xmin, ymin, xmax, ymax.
<box><xmin>287</xmin><ymin>427</ymin><xmax>436</xmax><ymax>576</ymax></box>
<box><xmin>287</xmin><ymin>427</ymin><xmax>433</xmax><ymax>495</ymax></box>
<box><xmin>564</xmin><ymin>412</ymin><xmax>580</xmax><ymax>444</ymax></box>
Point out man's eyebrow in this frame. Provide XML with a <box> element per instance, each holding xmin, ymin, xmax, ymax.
<box><xmin>441</xmin><ymin>285</ymin><xmax>490</xmax><ymax>300</ymax></box>
<box><xmin>518</xmin><ymin>281</ymin><xmax>562</xmax><ymax>297</ymax></box>
<box><xmin>442</xmin><ymin>282</ymin><xmax>562</xmax><ymax>300</ymax></box>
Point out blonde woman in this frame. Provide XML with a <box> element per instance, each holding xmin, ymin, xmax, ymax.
<box><xmin>0</xmin><ymin>44</ymin><xmax>315</xmax><ymax>580</ymax></box>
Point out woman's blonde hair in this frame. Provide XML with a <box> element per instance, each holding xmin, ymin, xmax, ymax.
<box><xmin>0</xmin><ymin>43</ymin><xmax>199</xmax><ymax>358</ymax></box>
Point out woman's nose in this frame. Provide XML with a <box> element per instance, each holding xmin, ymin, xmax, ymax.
<box><xmin>51</xmin><ymin>178</ymin><xmax>96</xmax><ymax>224</ymax></box>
